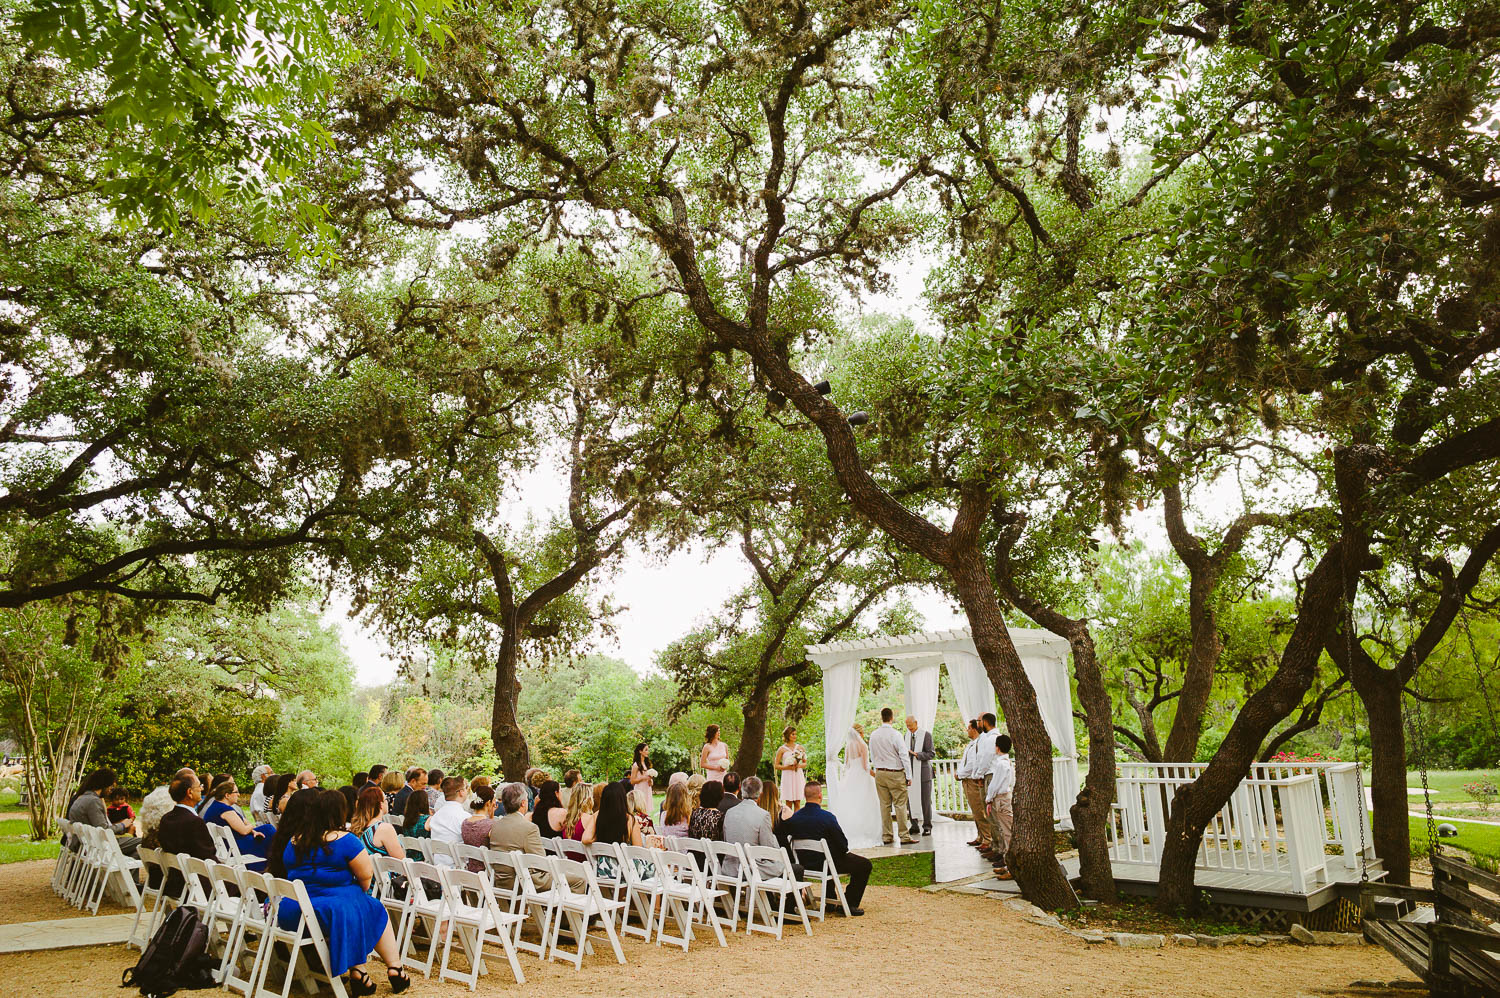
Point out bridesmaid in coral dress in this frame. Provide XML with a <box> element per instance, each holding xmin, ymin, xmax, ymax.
<box><xmin>699</xmin><ymin>724</ymin><xmax>731</xmax><ymax>783</ymax></box>
<box><xmin>775</xmin><ymin>724</ymin><xmax>807</xmax><ymax>811</ymax></box>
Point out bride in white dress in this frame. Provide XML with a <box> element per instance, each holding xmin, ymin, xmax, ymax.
<box><xmin>832</xmin><ymin>724</ymin><xmax>883</xmax><ymax>849</ymax></box>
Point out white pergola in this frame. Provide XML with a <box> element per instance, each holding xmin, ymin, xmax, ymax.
<box><xmin>805</xmin><ymin>626</ymin><xmax>1081</xmax><ymax>826</ymax></box>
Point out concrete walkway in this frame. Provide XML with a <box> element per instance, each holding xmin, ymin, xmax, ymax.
<box><xmin>0</xmin><ymin>913</ymin><xmax>134</xmax><ymax>953</ymax></box>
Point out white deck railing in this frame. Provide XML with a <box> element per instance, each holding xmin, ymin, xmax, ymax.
<box><xmin>932</xmin><ymin>756</ymin><xmax>1080</xmax><ymax>827</ymax></box>
<box><xmin>1109</xmin><ymin>761</ymin><xmax>1375</xmax><ymax>894</ymax></box>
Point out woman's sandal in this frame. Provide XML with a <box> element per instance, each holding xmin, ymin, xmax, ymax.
<box><xmin>346</xmin><ymin>969</ymin><xmax>377</xmax><ymax>998</ymax></box>
<box><xmin>387</xmin><ymin>968</ymin><xmax>411</xmax><ymax>994</ymax></box>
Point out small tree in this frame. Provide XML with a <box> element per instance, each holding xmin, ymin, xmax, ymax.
<box><xmin>0</xmin><ymin>597</ymin><xmax>138</xmax><ymax>837</ymax></box>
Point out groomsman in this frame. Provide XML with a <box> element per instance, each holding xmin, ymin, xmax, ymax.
<box><xmin>957</xmin><ymin>720</ymin><xmax>992</xmax><ymax>850</ymax></box>
<box><xmin>986</xmin><ymin>734</ymin><xmax>1015</xmax><ymax>880</ymax></box>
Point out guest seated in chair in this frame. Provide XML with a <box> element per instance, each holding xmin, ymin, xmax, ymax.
<box><xmin>270</xmin><ymin>788</ymin><xmax>409</xmax><ymax>996</ymax></box>
<box><xmin>202</xmin><ymin>778</ymin><xmax>276</xmax><ymax>866</ymax></box>
<box><xmin>687</xmin><ymin>780</ymin><xmax>726</xmax><ymax>841</ymax></box>
<box><xmin>155</xmin><ymin>774</ymin><xmax>216</xmax><ymax>895</ymax></box>
<box><xmin>67</xmin><ymin>767</ymin><xmax>141</xmax><ymax>858</ymax></box>
<box><xmin>350</xmin><ymin>786</ymin><xmax>405</xmax><ymax>860</ymax></box>
<box><xmin>777</xmin><ymin>780</ymin><xmax>871</xmax><ymax>917</ymax></box>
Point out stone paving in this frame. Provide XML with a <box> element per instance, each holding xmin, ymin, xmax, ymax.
<box><xmin>0</xmin><ymin>913</ymin><xmax>135</xmax><ymax>953</ymax></box>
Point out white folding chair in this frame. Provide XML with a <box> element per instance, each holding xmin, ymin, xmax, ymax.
<box><xmin>203</xmin><ymin>861</ymin><xmax>255</xmax><ymax>979</ymax></box>
<box><xmin>221</xmin><ymin>868</ymin><xmax>273</xmax><ymax>997</ymax></box>
<box><xmin>128</xmin><ymin>847</ymin><xmax>166</xmax><ymax>950</ymax></box>
<box><xmin>507</xmin><ymin>853</ymin><xmax>559</xmax><ymax>960</ymax></box>
<box><xmin>253</xmin><ymin>878</ymin><xmax>350</xmax><ymax>998</ymax></box>
<box><xmin>397</xmin><ymin>835</ymin><xmax>427</xmax><ymax>862</ymax></box>
<box><xmin>706</xmin><ymin>840</ymin><xmax>750</xmax><ymax>931</ymax></box>
<box><xmin>546</xmin><ymin>857</ymin><xmax>626</xmax><ymax>969</ymax></box>
<box><xmin>370</xmin><ymin>854</ymin><xmax>414</xmax><ymax>959</ymax></box>
<box><xmin>65</xmin><ymin>824</ymin><xmax>102</xmax><ymax>908</ymax></box>
<box><xmin>79</xmin><ymin>826</ymin><xmax>142</xmax><ymax>914</ymax></box>
<box><xmin>555</xmin><ymin>837</ymin><xmax>588</xmax><ymax>862</ymax></box>
<box><xmin>584</xmin><ymin>842</ymin><xmax>626</xmax><ymax>908</ymax></box>
<box><xmin>52</xmin><ymin>819</ymin><xmax>77</xmax><ymax>897</ymax></box>
<box><xmin>208</xmin><ymin>824</ymin><xmax>250</xmax><ymax>868</ymax></box>
<box><xmin>423</xmin><ymin>838</ymin><xmax>458</xmax><ymax>867</ymax></box>
<box><xmin>791</xmin><ymin>837</ymin><xmax>851</xmax><ymax>919</ymax></box>
<box><xmin>399</xmin><ymin>859</ymin><xmax>448</xmax><ymax>978</ymax></box>
<box><xmin>743</xmin><ymin>844</ymin><xmax>813</xmax><ymax>939</ymax></box>
<box><xmin>436</xmin><ymin>867</ymin><xmax>526</xmax><ymax>989</ymax></box>
<box><xmin>655</xmin><ymin>849</ymin><xmax>727</xmax><ymax>950</ymax></box>
<box><xmin>453</xmin><ymin>842</ymin><xmax>486</xmax><ymax>874</ymax></box>
<box><xmin>618</xmin><ymin>844</ymin><xmax>666</xmax><ymax>941</ymax></box>
<box><xmin>145</xmin><ymin>852</ymin><xmax>190</xmax><ymax>941</ymax></box>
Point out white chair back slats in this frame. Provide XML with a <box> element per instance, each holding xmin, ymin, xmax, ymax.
<box><xmin>584</xmin><ymin>842</ymin><xmax>626</xmax><ymax>903</ymax></box>
<box><xmin>399</xmin><ymin>859</ymin><xmax>447</xmax><ymax>978</ymax></box>
<box><xmin>51</xmin><ymin>819</ymin><xmax>76</xmax><ymax>897</ymax></box>
<box><xmin>545</xmin><ymin>856</ymin><xmax>626</xmax><ymax>969</ymax></box>
<box><xmin>453</xmin><ymin>842</ymin><xmax>486</xmax><ymax>874</ymax></box>
<box><xmin>742</xmin><ymin>844</ymin><xmax>813</xmax><ymax>939</ymax></box>
<box><xmin>397</xmin><ymin>835</ymin><xmax>427</xmax><ymax>861</ymax></box>
<box><xmin>655</xmin><ymin>849</ymin><xmax>727</xmax><ymax>950</ymax></box>
<box><xmin>435</xmin><ymin>866</ymin><xmax>527</xmax><ymax>989</ymax></box>
<box><xmin>554</xmin><ymin>837</ymin><xmax>588</xmax><ymax>863</ymax></box>
<box><xmin>370</xmin><ymin>854</ymin><xmax>413</xmax><ymax>960</ymax></box>
<box><xmin>790</xmin><ymin>837</ymin><xmax>850</xmax><ymax>920</ymax></box>
<box><xmin>423</xmin><ymin>838</ymin><xmax>458</xmax><ymax>867</ymax></box>
<box><xmin>221</xmin><ymin>867</ymin><xmax>273</xmax><ymax>998</ymax></box>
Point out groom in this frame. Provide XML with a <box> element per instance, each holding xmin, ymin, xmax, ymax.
<box><xmin>869</xmin><ymin>707</ymin><xmax>917</xmax><ymax>845</ymax></box>
<box><xmin>905</xmin><ymin>715</ymin><xmax>935</xmax><ymax>836</ymax></box>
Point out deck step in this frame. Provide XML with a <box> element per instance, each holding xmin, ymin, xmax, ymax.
<box><xmin>1368</xmin><ymin>895</ymin><xmax>1412</xmax><ymax>920</ymax></box>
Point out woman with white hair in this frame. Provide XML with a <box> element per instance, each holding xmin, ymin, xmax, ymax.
<box><xmin>248</xmin><ymin>765</ymin><xmax>275</xmax><ymax>824</ymax></box>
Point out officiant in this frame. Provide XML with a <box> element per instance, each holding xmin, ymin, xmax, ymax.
<box><xmin>904</xmin><ymin>715</ymin><xmax>935</xmax><ymax>837</ymax></box>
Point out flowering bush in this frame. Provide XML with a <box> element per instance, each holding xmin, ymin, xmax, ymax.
<box><xmin>1464</xmin><ymin>778</ymin><xmax>1498</xmax><ymax>814</ymax></box>
<box><xmin>1269</xmin><ymin>750</ymin><xmax>1341</xmax><ymax>764</ymax></box>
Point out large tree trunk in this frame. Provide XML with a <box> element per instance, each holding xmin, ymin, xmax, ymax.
<box><xmin>735</xmin><ymin>680</ymin><xmax>772</xmax><ymax>778</ymax></box>
<box><xmin>489</xmin><ymin>634</ymin><xmax>530</xmax><ymax>780</ymax></box>
<box><xmin>1067</xmin><ymin>629</ymin><xmax>1118</xmax><ymax>901</ymax></box>
<box><xmin>950</xmin><ymin>546</ymin><xmax>1078</xmax><ymax>910</ymax></box>
<box><xmin>1155</xmin><ymin>543</ymin><xmax>1348</xmax><ymax>910</ymax></box>
<box><xmin>1163</xmin><ymin>574</ymin><xmax>1220</xmax><ymax>762</ymax></box>
<box><xmin>1358</xmin><ymin>672</ymin><xmax>1411</xmax><ymax>884</ymax></box>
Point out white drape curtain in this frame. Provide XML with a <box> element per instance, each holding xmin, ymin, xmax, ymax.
<box><xmin>1022</xmin><ymin>653</ymin><xmax>1077</xmax><ymax>757</ymax></box>
<box><xmin>901</xmin><ymin>662</ymin><xmax>941</xmax><ymax>735</ymax></box>
<box><xmin>944</xmin><ymin>651</ymin><xmax>997</xmax><ymax>726</ymax></box>
<box><xmin>902</xmin><ymin>662</ymin><xmax>941</xmax><ymax>819</ymax></box>
<box><xmin>821</xmin><ymin>657</ymin><xmax>862</xmax><ymax>782</ymax></box>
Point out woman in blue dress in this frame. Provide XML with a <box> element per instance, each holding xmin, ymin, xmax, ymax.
<box><xmin>201</xmin><ymin>780</ymin><xmax>276</xmax><ymax>867</ymax></box>
<box><xmin>269</xmin><ymin>788</ymin><xmax>408</xmax><ymax>995</ymax></box>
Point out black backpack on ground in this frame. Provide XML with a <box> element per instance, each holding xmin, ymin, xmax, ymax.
<box><xmin>121</xmin><ymin>905</ymin><xmax>218</xmax><ymax>998</ymax></box>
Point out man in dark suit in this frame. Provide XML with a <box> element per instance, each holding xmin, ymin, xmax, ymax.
<box><xmin>777</xmin><ymin>780</ymin><xmax>871</xmax><ymax>917</ymax></box>
<box><xmin>717</xmin><ymin>772</ymin><xmax>745</xmax><ymax>815</ymax></box>
<box><xmin>155</xmin><ymin>773</ymin><xmax>216</xmax><ymax>896</ymax></box>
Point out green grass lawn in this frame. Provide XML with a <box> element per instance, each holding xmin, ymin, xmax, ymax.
<box><xmin>0</xmin><ymin>817</ymin><xmax>59</xmax><ymax>865</ymax></box>
<box><xmin>867</xmin><ymin>850</ymin><xmax>934</xmax><ymax>888</ymax></box>
<box><xmin>1365</xmin><ymin>768</ymin><xmax>1500</xmax><ymax>806</ymax></box>
<box><xmin>1408</xmin><ymin>813</ymin><xmax>1500</xmax><ymax>870</ymax></box>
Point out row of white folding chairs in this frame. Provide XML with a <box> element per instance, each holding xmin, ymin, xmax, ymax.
<box><xmin>381</xmin><ymin>842</ymin><xmax>627</xmax><ymax>979</ymax></box>
<box><xmin>135</xmin><ymin>849</ymin><xmax>358</xmax><ymax>998</ymax></box>
<box><xmin>52</xmin><ymin>820</ymin><xmax>142</xmax><ymax>915</ymax></box>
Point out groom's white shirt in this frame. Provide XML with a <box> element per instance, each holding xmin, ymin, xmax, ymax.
<box><xmin>868</xmin><ymin>723</ymin><xmax>906</xmax><ymax>771</ymax></box>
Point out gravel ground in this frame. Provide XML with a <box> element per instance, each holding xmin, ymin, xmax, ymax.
<box><xmin>0</xmin><ymin>859</ymin><xmax>1419</xmax><ymax>997</ymax></box>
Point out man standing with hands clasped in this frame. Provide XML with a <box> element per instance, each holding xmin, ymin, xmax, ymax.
<box><xmin>904</xmin><ymin>715</ymin><xmax>935</xmax><ymax>837</ymax></box>
<box><xmin>869</xmin><ymin>707</ymin><xmax>917</xmax><ymax>845</ymax></box>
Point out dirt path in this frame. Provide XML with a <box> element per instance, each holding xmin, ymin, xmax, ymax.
<box><xmin>0</xmin><ymin>859</ymin><xmax>1419</xmax><ymax>997</ymax></box>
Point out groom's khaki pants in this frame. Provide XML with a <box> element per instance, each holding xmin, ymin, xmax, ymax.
<box><xmin>875</xmin><ymin>769</ymin><xmax>911</xmax><ymax>843</ymax></box>
<box><xmin>962</xmin><ymin>777</ymin><xmax>992</xmax><ymax>846</ymax></box>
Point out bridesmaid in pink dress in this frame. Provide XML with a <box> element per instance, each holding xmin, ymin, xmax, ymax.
<box><xmin>699</xmin><ymin>724</ymin><xmax>731</xmax><ymax>782</ymax></box>
<box><xmin>775</xmin><ymin>724</ymin><xmax>807</xmax><ymax>810</ymax></box>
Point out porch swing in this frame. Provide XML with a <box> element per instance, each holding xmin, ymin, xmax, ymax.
<box><xmin>1358</xmin><ymin>599</ymin><xmax>1500</xmax><ymax>996</ymax></box>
